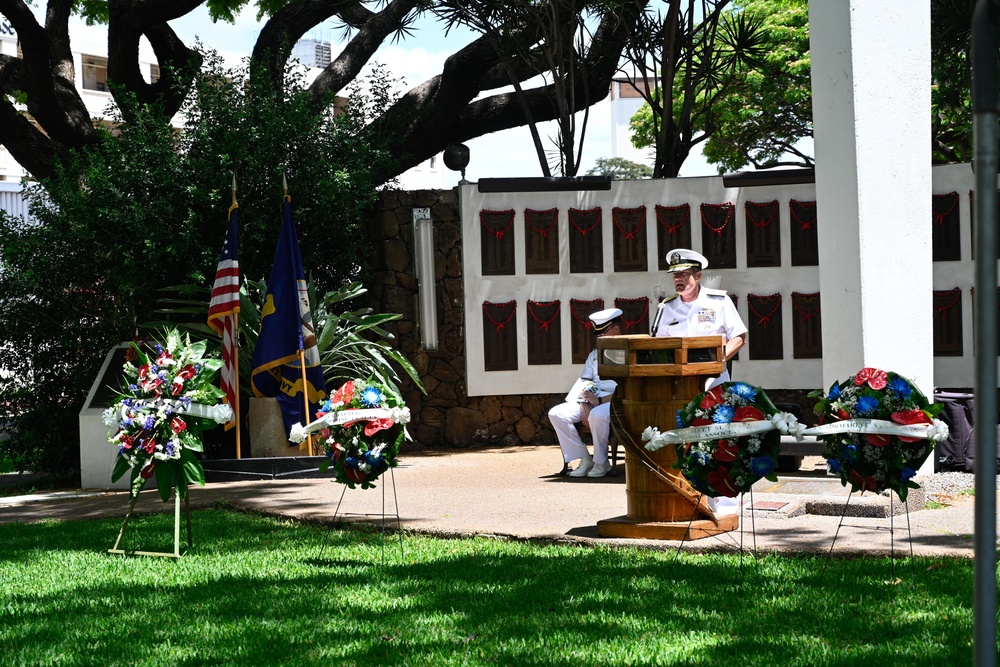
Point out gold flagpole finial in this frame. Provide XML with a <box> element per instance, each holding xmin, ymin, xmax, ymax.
<box><xmin>231</xmin><ymin>174</ymin><xmax>238</xmax><ymax>208</ymax></box>
<box><xmin>282</xmin><ymin>173</ymin><xmax>288</xmax><ymax>199</ymax></box>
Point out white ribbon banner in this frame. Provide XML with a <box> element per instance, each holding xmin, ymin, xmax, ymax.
<box><xmin>801</xmin><ymin>418</ymin><xmax>949</xmax><ymax>442</ymax></box>
<box><xmin>289</xmin><ymin>407</ymin><xmax>411</xmax><ymax>443</ymax></box>
<box><xmin>642</xmin><ymin>413</ymin><xmax>948</xmax><ymax>452</ymax></box>
<box><xmin>104</xmin><ymin>399</ymin><xmax>234</xmax><ymax>426</ymax></box>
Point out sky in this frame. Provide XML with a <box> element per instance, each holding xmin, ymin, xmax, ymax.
<box><xmin>164</xmin><ymin>5</ymin><xmax>718</xmax><ymax>187</ymax></box>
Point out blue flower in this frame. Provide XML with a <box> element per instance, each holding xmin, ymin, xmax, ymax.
<box><xmin>857</xmin><ymin>396</ymin><xmax>880</xmax><ymax>416</ymax></box>
<box><xmin>827</xmin><ymin>458</ymin><xmax>842</xmax><ymax>473</ymax></box>
<box><xmin>320</xmin><ymin>400</ymin><xmax>333</xmax><ymax>412</ymax></box>
<box><xmin>345</xmin><ymin>456</ymin><xmax>360</xmax><ymax>469</ymax></box>
<box><xmin>150</xmin><ymin>364</ymin><xmax>159</xmax><ymax>373</ymax></box>
<box><xmin>839</xmin><ymin>443</ymin><xmax>857</xmax><ymax>463</ymax></box>
<box><xmin>128</xmin><ymin>384</ymin><xmax>139</xmax><ymax>392</ymax></box>
<box><xmin>180</xmin><ymin>396</ymin><xmax>192</xmax><ymax>409</ymax></box>
<box><xmin>123</xmin><ymin>398</ymin><xmax>134</xmax><ymax>408</ymax></box>
<box><xmin>828</xmin><ymin>383</ymin><xmax>841</xmax><ymax>400</ymax></box>
<box><xmin>144</xmin><ymin>416</ymin><xmax>156</xmax><ymax>430</ymax></box>
<box><xmin>713</xmin><ymin>405</ymin><xmax>735</xmax><ymax>424</ymax></box>
<box><xmin>729</xmin><ymin>382</ymin><xmax>757</xmax><ymax>402</ymax></box>
<box><xmin>164</xmin><ymin>442</ymin><xmax>177</xmax><ymax>457</ymax></box>
<box><xmin>888</xmin><ymin>376</ymin><xmax>912</xmax><ymax>400</ymax></box>
<box><xmin>119</xmin><ymin>418</ymin><xmax>133</xmax><ymax>429</ymax></box>
<box><xmin>690</xmin><ymin>451</ymin><xmax>710</xmax><ymax>467</ymax></box>
<box><xmin>676</xmin><ymin>410</ymin><xmax>684</xmax><ymax>428</ymax></box>
<box><xmin>750</xmin><ymin>456</ymin><xmax>777</xmax><ymax>477</ymax></box>
<box><xmin>360</xmin><ymin>386</ymin><xmax>385</xmax><ymax>408</ymax></box>
<box><xmin>901</xmin><ymin>467</ymin><xmax>917</xmax><ymax>481</ymax></box>
<box><xmin>157</xmin><ymin>370</ymin><xmax>168</xmax><ymax>381</ymax></box>
<box><xmin>154</xmin><ymin>344</ymin><xmax>164</xmax><ymax>355</ymax></box>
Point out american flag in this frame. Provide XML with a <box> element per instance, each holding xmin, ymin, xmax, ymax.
<box><xmin>207</xmin><ymin>204</ymin><xmax>240</xmax><ymax>430</ymax></box>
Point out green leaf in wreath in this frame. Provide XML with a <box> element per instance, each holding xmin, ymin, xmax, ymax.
<box><xmin>156</xmin><ymin>462</ymin><xmax>174</xmax><ymax>503</ymax></box>
<box><xmin>111</xmin><ymin>455</ymin><xmax>131</xmax><ymax>483</ymax></box>
<box><xmin>181</xmin><ymin>448</ymin><xmax>206</xmax><ymax>486</ymax></box>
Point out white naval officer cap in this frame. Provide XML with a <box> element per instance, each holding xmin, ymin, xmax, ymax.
<box><xmin>589</xmin><ymin>307</ymin><xmax>623</xmax><ymax>333</ymax></box>
<box><xmin>665</xmin><ymin>248</ymin><xmax>709</xmax><ymax>273</ymax></box>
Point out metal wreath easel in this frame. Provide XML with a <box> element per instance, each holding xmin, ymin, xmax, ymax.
<box><xmin>108</xmin><ymin>489</ymin><xmax>193</xmax><ymax>559</ymax></box>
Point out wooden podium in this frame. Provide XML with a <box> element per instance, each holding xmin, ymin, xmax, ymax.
<box><xmin>595</xmin><ymin>334</ymin><xmax>740</xmax><ymax>540</ymax></box>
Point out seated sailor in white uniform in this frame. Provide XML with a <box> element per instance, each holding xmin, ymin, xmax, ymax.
<box><xmin>548</xmin><ymin>308</ymin><xmax>623</xmax><ymax>478</ymax></box>
<box><xmin>651</xmin><ymin>248</ymin><xmax>747</xmax><ymax>390</ymax></box>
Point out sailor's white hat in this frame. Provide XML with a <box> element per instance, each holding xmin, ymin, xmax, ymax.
<box><xmin>665</xmin><ymin>248</ymin><xmax>708</xmax><ymax>273</ymax></box>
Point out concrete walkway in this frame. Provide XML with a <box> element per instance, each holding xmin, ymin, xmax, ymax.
<box><xmin>0</xmin><ymin>445</ymin><xmax>993</xmax><ymax>558</ymax></box>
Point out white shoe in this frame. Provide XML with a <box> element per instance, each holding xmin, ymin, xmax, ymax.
<box><xmin>587</xmin><ymin>462</ymin><xmax>612</xmax><ymax>478</ymax></box>
<box><xmin>568</xmin><ymin>458</ymin><xmax>594</xmax><ymax>477</ymax></box>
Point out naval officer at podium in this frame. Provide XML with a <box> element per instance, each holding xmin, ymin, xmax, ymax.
<box><xmin>651</xmin><ymin>249</ymin><xmax>747</xmax><ymax>389</ymax></box>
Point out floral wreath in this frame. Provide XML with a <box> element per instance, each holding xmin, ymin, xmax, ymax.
<box><xmin>809</xmin><ymin>368</ymin><xmax>946</xmax><ymax>501</ymax></box>
<box><xmin>290</xmin><ymin>379</ymin><xmax>411</xmax><ymax>489</ymax></box>
<box><xmin>102</xmin><ymin>329</ymin><xmax>233</xmax><ymax>501</ymax></box>
<box><xmin>643</xmin><ymin>382</ymin><xmax>786</xmax><ymax>498</ymax></box>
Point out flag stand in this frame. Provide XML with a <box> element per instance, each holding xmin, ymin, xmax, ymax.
<box><xmin>299</xmin><ymin>348</ymin><xmax>313</xmax><ymax>456</ymax></box>
<box><xmin>108</xmin><ymin>491</ymin><xmax>192</xmax><ymax>559</ymax></box>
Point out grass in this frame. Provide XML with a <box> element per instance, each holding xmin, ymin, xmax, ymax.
<box><xmin>0</xmin><ymin>508</ymin><xmax>982</xmax><ymax>666</ymax></box>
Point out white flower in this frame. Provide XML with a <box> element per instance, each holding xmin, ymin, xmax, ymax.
<box><xmin>928</xmin><ymin>419</ymin><xmax>950</xmax><ymax>442</ymax></box>
<box><xmin>101</xmin><ymin>407</ymin><xmax>119</xmax><ymax>427</ymax></box>
<box><xmin>289</xmin><ymin>423</ymin><xmax>307</xmax><ymax>443</ymax></box>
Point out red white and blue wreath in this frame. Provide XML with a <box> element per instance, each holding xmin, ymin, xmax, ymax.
<box><xmin>102</xmin><ymin>329</ymin><xmax>234</xmax><ymax>500</ymax></box>
<box><xmin>642</xmin><ymin>382</ymin><xmax>802</xmax><ymax>498</ymax></box>
<box><xmin>290</xmin><ymin>378</ymin><xmax>411</xmax><ymax>489</ymax></box>
<box><xmin>808</xmin><ymin>368</ymin><xmax>948</xmax><ymax>501</ymax></box>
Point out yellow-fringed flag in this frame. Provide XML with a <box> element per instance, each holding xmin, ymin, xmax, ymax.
<box><xmin>207</xmin><ymin>199</ymin><xmax>240</xmax><ymax>430</ymax></box>
<box><xmin>250</xmin><ymin>195</ymin><xmax>327</xmax><ymax>441</ymax></box>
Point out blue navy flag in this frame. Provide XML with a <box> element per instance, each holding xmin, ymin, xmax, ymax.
<box><xmin>250</xmin><ymin>196</ymin><xmax>327</xmax><ymax>440</ymax></box>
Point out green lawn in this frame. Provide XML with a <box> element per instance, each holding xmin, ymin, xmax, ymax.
<box><xmin>0</xmin><ymin>508</ymin><xmax>983</xmax><ymax>666</ymax></box>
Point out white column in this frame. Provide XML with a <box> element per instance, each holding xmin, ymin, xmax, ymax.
<box><xmin>809</xmin><ymin>1</ymin><xmax>933</xmax><ymax>402</ymax></box>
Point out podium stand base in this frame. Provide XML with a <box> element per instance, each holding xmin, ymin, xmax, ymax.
<box><xmin>596</xmin><ymin>513</ymin><xmax>739</xmax><ymax>541</ymax></box>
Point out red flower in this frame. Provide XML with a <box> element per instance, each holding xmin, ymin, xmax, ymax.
<box><xmin>171</xmin><ymin>417</ymin><xmax>187</xmax><ymax>434</ymax></box>
<box><xmin>138</xmin><ymin>364</ymin><xmax>150</xmax><ymax>380</ymax></box>
<box><xmin>865</xmin><ymin>434</ymin><xmax>891</xmax><ymax>447</ymax></box>
<box><xmin>331</xmin><ymin>444</ymin><xmax>344</xmax><ymax>462</ymax></box>
<box><xmin>363</xmin><ymin>418</ymin><xmax>395</xmax><ymax>437</ymax></box>
<box><xmin>332</xmin><ymin>380</ymin><xmax>355</xmax><ymax>406</ymax></box>
<box><xmin>713</xmin><ymin>440</ymin><xmax>739</xmax><ymax>462</ymax></box>
<box><xmin>690</xmin><ymin>417</ymin><xmax>712</xmax><ymax>427</ymax></box>
<box><xmin>849</xmin><ymin>469</ymin><xmax>877</xmax><ymax>493</ymax></box>
<box><xmin>156</xmin><ymin>351</ymin><xmax>173</xmax><ymax>367</ymax></box>
<box><xmin>892</xmin><ymin>409</ymin><xmax>933</xmax><ymax>442</ymax></box>
<box><xmin>319</xmin><ymin>428</ymin><xmax>331</xmax><ymax>440</ymax></box>
<box><xmin>700</xmin><ymin>387</ymin><xmax>724</xmax><ymax>409</ymax></box>
<box><xmin>171</xmin><ymin>382</ymin><xmax>184</xmax><ymax>396</ymax></box>
<box><xmin>176</xmin><ymin>364</ymin><xmax>196</xmax><ymax>381</ymax></box>
<box><xmin>119</xmin><ymin>434</ymin><xmax>135</xmax><ymax>450</ymax></box>
<box><xmin>140</xmin><ymin>463</ymin><xmax>156</xmax><ymax>479</ymax></box>
<box><xmin>733</xmin><ymin>406</ymin><xmax>765</xmax><ymax>422</ymax></box>
<box><xmin>706</xmin><ymin>466</ymin><xmax>740</xmax><ymax>497</ymax></box>
<box><xmin>345</xmin><ymin>466</ymin><xmax>367</xmax><ymax>483</ymax></box>
<box><xmin>143</xmin><ymin>437</ymin><xmax>157</xmax><ymax>454</ymax></box>
<box><xmin>854</xmin><ymin>367</ymin><xmax>887</xmax><ymax>390</ymax></box>
<box><xmin>835</xmin><ymin>408</ymin><xmax>851</xmax><ymax>421</ymax></box>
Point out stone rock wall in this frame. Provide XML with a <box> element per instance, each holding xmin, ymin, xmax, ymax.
<box><xmin>366</xmin><ymin>189</ymin><xmax>563</xmax><ymax>451</ymax></box>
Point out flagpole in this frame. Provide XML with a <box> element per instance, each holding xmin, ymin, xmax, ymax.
<box><xmin>233</xmin><ymin>311</ymin><xmax>242</xmax><ymax>459</ymax></box>
<box><xmin>231</xmin><ymin>176</ymin><xmax>242</xmax><ymax>459</ymax></box>
<box><xmin>299</xmin><ymin>348</ymin><xmax>313</xmax><ymax>457</ymax></box>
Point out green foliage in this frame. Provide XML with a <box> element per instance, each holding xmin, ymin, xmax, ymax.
<box><xmin>0</xmin><ymin>50</ymin><xmax>398</xmax><ymax>475</ymax></box>
<box><xmin>585</xmin><ymin>156</ymin><xmax>653</xmax><ymax>180</ymax></box>
<box><xmin>629</xmin><ymin>0</ymin><xmax>811</xmax><ymax>174</ymax></box>
<box><xmin>151</xmin><ymin>279</ymin><xmax>424</xmax><ymax>406</ymax></box>
<box><xmin>700</xmin><ymin>0</ymin><xmax>813</xmax><ymax>172</ymax></box>
<box><xmin>0</xmin><ymin>509</ymin><xmax>979</xmax><ymax>666</ymax></box>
